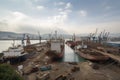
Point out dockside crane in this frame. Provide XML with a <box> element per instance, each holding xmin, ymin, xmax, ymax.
<box><xmin>38</xmin><ymin>31</ymin><xmax>41</xmax><ymax>44</ymax></box>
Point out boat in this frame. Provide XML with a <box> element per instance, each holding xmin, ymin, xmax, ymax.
<box><xmin>1</xmin><ymin>34</ymin><xmax>30</xmax><ymax>64</ymax></box>
<box><xmin>66</xmin><ymin>40</ymin><xmax>76</xmax><ymax>49</ymax></box>
<box><xmin>75</xmin><ymin>42</ymin><xmax>109</xmax><ymax>61</ymax></box>
<box><xmin>2</xmin><ymin>45</ymin><xmax>28</xmax><ymax>64</ymax></box>
<box><xmin>46</xmin><ymin>39</ymin><xmax>64</xmax><ymax>60</ymax></box>
<box><xmin>46</xmin><ymin>31</ymin><xmax>64</xmax><ymax>60</ymax></box>
<box><xmin>66</xmin><ymin>34</ymin><xmax>76</xmax><ymax>49</ymax></box>
<box><xmin>76</xmin><ymin>49</ymin><xmax>109</xmax><ymax>61</ymax></box>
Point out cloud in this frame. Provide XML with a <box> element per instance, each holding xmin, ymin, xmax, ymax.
<box><xmin>101</xmin><ymin>0</ymin><xmax>112</xmax><ymax>11</ymax></box>
<box><xmin>16</xmin><ymin>24</ymin><xmax>67</xmax><ymax>34</ymax></box>
<box><xmin>34</xmin><ymin>0</ymin><xmax>39</xmax><ymax>2</ymax></box>
<box><xmin>65</xmin><ymin>21</ymin><xmax>120</xmax><ymax>34</ymax></box>
<box><xmin>54</xmin><ymin>2</ymin><xmax>72</xmax><ymax>9</ymax></box>
<box><xmin>0</xmin><ymin>10</ymin><xmax>68</xmax><ymax>33</ymax></box>
<box><xmin>105</xmin><ymin>6</ymin><xmax>111</xmax><ymax>10</ymax></box>
<box><xmin>78</xmin><ymin>10</ymin><xmax>87</xmax><ymax>17</ymax></box>
<box><xmin>58</xmin><ymin>8</ymin><xmax>63</xmax><ymax>11</ymax></box>
<box><xmin>48</xmin><ymin>2</ymin><xmax>72</xmax><ymax>25</ymax></box>
<box><xmin>4</xmin><ymin>11</ymin><xmax>29</xmax><ymax>25</ymax></box>
<box><xmin>0</xmin><ymin>11</ymin><xmax>30</xmax><ymax>32</ymax></box>
<box><xmin>13</xmin><ymin>11</ymin><xmax>28</xmax><ymax>20</ymax></box>
<box><xmin>0</xmin><ymin>21</ymin><xmax>8</xmax><ymax>30</ymax></box>
<box><xmin>54</xmin><ymin>2</ymin><xmax>65</xmax><ymax>6</ymax></box>
<box><xmin>0</xmin><ymin>0</ymin><xmax>119</xmax><ymax>34</ymax></box>
<box><xmin>58</xmin><ymin>2</ymin><xmax>65</xmax><ymax>5</ymax></box>
<box><xmin>36</xmin><ymin>5</ymin><xmax>45</xmax><ymax>10</ymax></box>
<box><xmin>65</xmin><ymin>2</ymin><xmax>72</xmax><ymax>9</ymax></box>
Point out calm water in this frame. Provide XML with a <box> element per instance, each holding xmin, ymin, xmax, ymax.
<box><xmin>107</xmin><ymin>41</ymin><xmax>120</xmax><ymax>44</ymax></box>
<box><xmin>0</xmin><ymin>40</ymin><xmax>85</xmax><ymax>62</ymax></box>
<box><xmin>107</xmin><ymin>41</ymin><xmax>120</xmax><ymax>47</ymax></box>
<box><xmin>62</xmin><ymin>44</ymin><xmax>85</xmax><ymax>62</ymax></box>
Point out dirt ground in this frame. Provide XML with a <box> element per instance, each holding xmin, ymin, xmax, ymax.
<box><xmin>14</xmin><ymin>43</ymin><xmax>120</xmax><ymax>80</ymax></box>
<box><xmin>22</xmin><ymin>62</ymin><xmax>120</xmax><ymax>80</ymax></box>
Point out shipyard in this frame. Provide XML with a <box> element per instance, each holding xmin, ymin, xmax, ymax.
<box><xmin>0</xmin><ymin>0</ymin><xmax>120</xmax><ymax>80</ymax></box>
<box><xmin>0</xmin><ymin>30</ymin><xmax>120</xmax><ymax>80</ymax></box>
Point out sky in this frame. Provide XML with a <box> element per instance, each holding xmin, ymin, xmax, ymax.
<box><xmin>0</xmin><ymin>0</ymin><xmax>120</xmax><ymax>34</ymax></box>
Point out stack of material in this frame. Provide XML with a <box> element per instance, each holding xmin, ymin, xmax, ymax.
<box><xmin>36</xmin><ymin>72</ymin><xmax>50</xmax><ymax>80</ymax></box>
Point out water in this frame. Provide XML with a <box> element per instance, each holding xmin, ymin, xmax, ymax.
<box><xmin>62</xmin><ymin>44</ymin><xmax>85</xmax><ymax>62</ymax></box>
<box><xmin>107</xmin><ymin>41</ymin><xmax>120</xmax><ymax>44</ymax></box>
<box><xmin>0</xmin><ymin>40</ymin><xmax>40</xmax><ymax>53</ymax></box>
<box><xmin>0</xmin><ymin>40</ymin><xmax>85</xmax><ymax>62</ymax></box>
<box><xmin>107</xmin><ymin>41</ymin><xmax>120</xmax><ymax>47</ymax></box>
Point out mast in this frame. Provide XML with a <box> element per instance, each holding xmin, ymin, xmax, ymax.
<box><xmin>94</xmin><ymin>28</ymin><xmax>98</xmax><ymax>37</ymax></box>
<box><xmin>55</xmin><ymin>30</ymin><xmax>57</xmax><ymax>40</ymax></box>
<box><xmin>38</xmin><ymin>31</ymin><xmax>41</xmax><ymax>44</ymax></box>
<box><xmin>26</xmin><ymin>35</ymin><xmax>31</xmax><ymax>45</ymax></box>
<box><xmin>22</xmin><ymin>34</ymin><xmax>25</xmax><ymax>46</ymax></box>
<box><xmin>12</xmin><ymin>39</ymin><xmax>15</xmax><ymax>48</ymax></box>
<box><xmin>72</xmin><ymin>33</ymin><xmax>75</xmax><ymax>41</ymax></box>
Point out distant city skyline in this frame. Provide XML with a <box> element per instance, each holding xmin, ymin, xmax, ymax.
<box><xmin>0</xmin><ymin>0</ymin><xmax>120</xmax><ymax>34</ymax></box>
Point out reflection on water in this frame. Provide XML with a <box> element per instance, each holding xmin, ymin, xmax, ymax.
<box><xmin>62</xmin><ymin>44</ymin><xmax>85</xmax><ymax>62</ymax></box>
<box><xmin>0</xmin><ymin>40</ymin><xmax>85</xmax><ymax>62</ymax></box>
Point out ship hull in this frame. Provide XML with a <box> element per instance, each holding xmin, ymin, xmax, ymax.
<box><xmin>46</xmin><ymin>39</ymin><xmax>65</xmax><ymax>60</ymax></box>
<box><xmin>3</xmin><ymin>54</ymin><xmax>28</xmax><ymax>64</ymax></box>
<box><xmin>76</xmin><ymin>50</ymin><xmax>109</xmax><ymax>61</ymax></box>
<box><xmin>46</xmin><ymin>50</ymin><xmax>64</xmax><ymax>60</ymax></box>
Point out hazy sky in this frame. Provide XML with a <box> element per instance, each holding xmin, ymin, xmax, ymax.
<box><xmin>0</xmin><ymin>0</ymin><xmax>120</xmax><ymax>34</ymax></box>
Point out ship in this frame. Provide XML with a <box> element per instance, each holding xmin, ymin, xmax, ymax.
<box><xmin>2</xmin><ymin>45</ymin><xmax>28</xmax><ymax>64</ymax></box>
<box><xmin>46</xmin><ymin>31</ymin><xmax>64</xmax><ymax>60</ymax></box>
<box><xmin>76</xmin><ymin>49</ymin><xmax>109</xmax><ymax>61</ymax></box>
<box><xmin>66</xmin><ymin>40</ymin><xmax>76</xmax><ymax>49</ymax></box>
<box><xmin>1</xmin><ymin>34</ymin><xmax>32</xmax><ymax>64</ymax></box>
<box><xmin>66</xmin><ymin>33</ymin><xmax>76</xmax><ymax>49</ymax></box>
<box><xmin>75</xmin><ymin>41</ymin><xmax>109</xmax><ymax>61</ymax></box>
